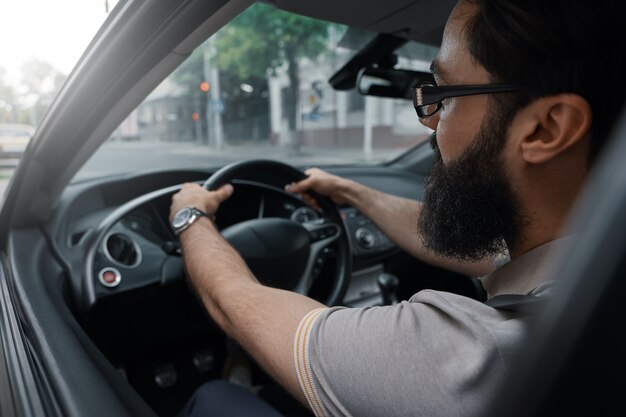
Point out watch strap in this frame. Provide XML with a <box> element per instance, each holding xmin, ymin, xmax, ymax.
<box><xmin>173</xmin><ymin>207</ymin><xmax>209</xmax><ymax>236</ymax></box>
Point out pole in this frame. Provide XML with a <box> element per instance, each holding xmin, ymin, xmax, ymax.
<box><xmin>210</xmin><ymin>66</ymin><xmax>224</xmax><ymax>149</ymax></box>
<box><xmin>363</xmin><ymin>96</ymin><xmax>373</xmax><ymax>160</ymax></box>
<box><xmin>204</xmin><ymin>38</ymin><xmax>224</xmax><ymax>149</ymax></box>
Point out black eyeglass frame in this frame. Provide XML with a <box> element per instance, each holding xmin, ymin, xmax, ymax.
<box><xmin>411</xmin><ymin>82</ymin><xmax>521</xmax><ymax>118</ymax></box>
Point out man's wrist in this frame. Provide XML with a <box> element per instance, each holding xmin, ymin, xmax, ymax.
<box><xmin>171</xmin><ymin>206</ymin><xmax>211</xmax><ymax>236</ymax></box>
<box><xmin>178</xmin><ymin>215</ymin><xmax>215</xmax><ymax>238</ymax></box>
<box><xmin>341</xmin><ymin>179</ymin><xmax>368</xmax><ymax>208</ymax></box>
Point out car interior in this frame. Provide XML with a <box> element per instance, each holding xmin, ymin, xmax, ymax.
<box><xmin>0</xmin><ymin>0</ymin><xmax>623</xmax><ymax>416</ymax></box>
<box><xmin>0</xmin><ymin>0</ymin><xmax>468</xmax><ymax>416</ymax></box>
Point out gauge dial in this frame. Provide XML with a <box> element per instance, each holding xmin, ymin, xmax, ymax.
<box><xmin>290</xmin><ymin>206</ymin><xmax>320</xmax><ymax>223</ymax></box>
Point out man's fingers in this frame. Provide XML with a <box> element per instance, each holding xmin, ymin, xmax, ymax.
<box><xmin>171</xmin><ymin>183</ymin><xmax>233</xmax><ymax>216</ymax></box>
<box><xmin>285</xmin><ymin>167</ymin><xmax>322</xmax><ymax>193</ymax></box>
<box><xmin>285</xmin><ymin>178</ymin><xmax>310</xmax><ymax>193</ymax></box>
<box><xmin>215</xmin><ymin>183</ymin><xmax>234</xmax><ymax>202</ymax></box>
<box><xmin>284</xmin><ymin>182</ymin><xmax>300</xmax><ymax>193</ymax></box>
<box><xmin>304</xmin><ymin>167</ymin><xmax>320</xmax><ymax>176</ymax></box>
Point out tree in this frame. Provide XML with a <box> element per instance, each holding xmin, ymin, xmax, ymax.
<box><xmin>212</xmin><ymin>3</ymin><xmax>336</xmax><ymax>140</ymax></box>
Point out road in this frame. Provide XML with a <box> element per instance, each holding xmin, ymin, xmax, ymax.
<box><xmin>75</xmin><ymin>141</ymin><xmax>397</xmax><ymax>181</ymax></box>
<box><xmin>2</xmin><ymin>141</ymin><xmax>401</xmax><ymax>202</ymax></box>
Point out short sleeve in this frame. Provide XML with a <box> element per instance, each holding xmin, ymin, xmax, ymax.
<box><xmin>294</xmin><ymin>307</ymin><xmax>329</xmax><ymax>417</ymax></box>
<box><xmin>293</xmin><ymin>291</ymin><xmax>523</xmax><ymax>417</ymax></box>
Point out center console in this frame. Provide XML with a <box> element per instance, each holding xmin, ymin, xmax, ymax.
<box><xmin>340</xmin><ymin>207</ymin><xmax>399</xmax><ymax>307</ymax></box>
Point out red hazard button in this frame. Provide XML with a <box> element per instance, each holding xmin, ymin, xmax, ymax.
<box><xmin>99</xmin><ymin>267</ymin><xmax>121</xmax><ymax>288</ymax></box>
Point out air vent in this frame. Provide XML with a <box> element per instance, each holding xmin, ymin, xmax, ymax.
<box><xmin>103</xmin><ymin>232</ymin><xmax>142</xmax><ymax>268</ymax></box>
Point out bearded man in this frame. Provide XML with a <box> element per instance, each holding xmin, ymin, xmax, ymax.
<box><xmin>171</xmin><ymin>0</ymin><xmax>625</xmax><ymax>415</ymax></box>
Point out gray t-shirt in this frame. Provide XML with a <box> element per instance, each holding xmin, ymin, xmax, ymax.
<box><xmin>294</xmin><ymin>239</ymin><xmax>570</xmax><ymax>417</ymax></box>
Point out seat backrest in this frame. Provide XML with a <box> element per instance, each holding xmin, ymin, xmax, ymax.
<box><xmin>482</xmin><ymin>107</ymin><xmax>626</xmax><ymax>417</ymax></box>
<box><xmin>483</xmin><ymin>294</ymin><xmax>545</xmax><ymax>315</ymax></box>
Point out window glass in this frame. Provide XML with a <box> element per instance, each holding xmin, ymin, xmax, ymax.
<box><xmin>76</xmin><ymin>3</ymin><xmax>437</xmax><ymax>181</ymax></box>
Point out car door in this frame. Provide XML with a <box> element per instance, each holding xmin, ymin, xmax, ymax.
<box><xmin>0</xmin><ymin>262</ymin><xmax>49</xmax><ymax>417</ymax></box>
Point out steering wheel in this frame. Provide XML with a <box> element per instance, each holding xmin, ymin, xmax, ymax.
<box><xmin>82</xmin><ymin>160</ymin><xmax>351</xmax><ymax>315</ymax></box>
<box><xmin>202</xmin><ymin>159</ymin><xmax>352</xmax><ymax>306</ymax></box>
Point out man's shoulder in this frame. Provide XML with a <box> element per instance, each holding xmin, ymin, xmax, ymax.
<box><xmin>313</xmin><ymin>290</ymin><xmax>518</xmax><ymax>339</ymax></box>
<box><xmin>303</xmin><ymin>292</ymin><xmax>525</xmax><ymax>416</ymax></box>
<box><xmin>409</xmin><ymin>288</ymin><xmax>497</xmax><ymax>313</ymax></box>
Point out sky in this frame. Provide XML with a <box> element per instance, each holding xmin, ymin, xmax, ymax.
<box><xmin>0</xmin><ymin>0</ymin><xmax>117</xmax><ymax>84</ymax></box>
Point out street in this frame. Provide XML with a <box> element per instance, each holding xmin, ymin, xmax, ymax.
<box><xmin>2</xmin><ymin>141</ymin><xmax>403</xmax><ymax>202</ymax></box>
<box><xmin>75</xmin><ymin>141</ymin><xmax>399</xmax><ymax>181</ymax></box>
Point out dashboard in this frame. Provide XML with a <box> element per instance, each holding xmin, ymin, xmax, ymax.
<box><xmin>39</xmin><ymin>163</ymin><xmax>484</xmax><ymax>416</ymax></box>
<box><xmin>51</xmin><ymin>166</ymin><xmax>426</xmax><ymax>315</ymax></box>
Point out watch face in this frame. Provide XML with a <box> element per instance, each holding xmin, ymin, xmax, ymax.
<box><xmin>172</xmin><ymin>207</ymin><xmax>193</xmax><ymax>229</ymax></box>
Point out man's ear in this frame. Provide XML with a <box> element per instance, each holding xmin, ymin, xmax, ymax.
<box><xmin>517</xmin><ymin>94</ymin><xmax>592</xmax><ymax>164</ymax></box>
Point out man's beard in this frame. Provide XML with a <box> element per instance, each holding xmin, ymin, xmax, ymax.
<box><xmin>417</xmin><ymin>109</ymin><xmax>526</xmax><ymax>263</ymax></box>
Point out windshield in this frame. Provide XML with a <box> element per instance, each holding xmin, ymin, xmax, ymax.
<box><xmin>75</xmin><ymin>3</ymin><xmax>437</xmax><ymax>181</ymax></box>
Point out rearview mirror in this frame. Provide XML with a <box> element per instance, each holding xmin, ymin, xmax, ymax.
<box><xmin>356</xmin><ymin>67</ymin><xmax>433</xmax><ymax>100</ymax></box>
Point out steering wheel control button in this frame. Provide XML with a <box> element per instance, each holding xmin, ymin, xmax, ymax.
<box><xmin>291</xmin><ymin>206</ymin><xmax>320</xmax><ymax>223</ymax></box>
<box><xmin>98</xmin><ymin>267</ymin><xmax>121</xmax><ymax>288</ymax></box>
<box><xmin>356</xmin><ymin>227</ymin><xmax>376</xmax><ymax>248</ymax></box>
<box><xmin>309</xmin><ymin>226</ymin><xmax>338</xmax><ymax>242</ymax></box>
<box><xmin>321</xmin><ymin>226</ymin><xmax>337</xmax><ymax>239</ymax></box>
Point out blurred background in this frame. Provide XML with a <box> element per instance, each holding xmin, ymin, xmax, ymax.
<box><xmin>0</xmin><ymin>0</ymin><xmax>116</xmax><ymax>197</ymax></box>
<box><xmin>0</xmin><ymin>0</ymin><xmax>435</xmax><ymax>198</ymax></box>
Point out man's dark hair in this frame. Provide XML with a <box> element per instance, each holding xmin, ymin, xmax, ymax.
<box><xmin>463</xmin><ymin>0</ymin><xmax>626</xmax><ymax>160</ymax></box>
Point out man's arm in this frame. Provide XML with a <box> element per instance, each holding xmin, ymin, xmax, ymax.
<box><xmin>171</xmin><ymin>183</ymin><xmax>323</xmax><ymax>407</ymax></box>
<box><xmin>286</xmin><ymin>168</ymin><xmax>496</xmax><ymax>277</ymax></box>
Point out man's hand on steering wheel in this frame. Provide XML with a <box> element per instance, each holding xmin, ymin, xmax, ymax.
<box><xmin>285</xmin><ymin>167</ymin><xmax>355</xmax><ymax>209</ymax></box>
<box><xmin>169</xmin><ymin>182</ymin><xmax>234</xmax><ymax>223</ymax></box>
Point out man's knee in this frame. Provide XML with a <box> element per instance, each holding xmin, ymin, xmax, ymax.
<box><xmin>179</xmin><ymin>380</ymin><xmax>284</xmax><ymax>417</ymax></box>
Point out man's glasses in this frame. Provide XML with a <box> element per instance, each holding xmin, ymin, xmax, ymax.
<box><xmin>410</xmin><ymin>81</ymin><xmax>520</xmax><ymax>118</ymax></box>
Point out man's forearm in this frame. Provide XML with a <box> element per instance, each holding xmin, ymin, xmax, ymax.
<box><xmin>178</xmin><ymin>217</ymin><xmax>324</xmax><ymax>405</ymax></box>
<box><xmin>179</xmin><ymin>217</ymin><xmax>259</xmax><ymax>329</ymax></box>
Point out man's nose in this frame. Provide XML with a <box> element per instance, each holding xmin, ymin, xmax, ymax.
<box><xmin>419</xmin><ymin>113</ymin><xmax>439</xmax><ymax>130</ymax></box>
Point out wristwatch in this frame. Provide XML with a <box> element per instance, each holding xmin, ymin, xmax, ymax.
<box><xmin>171</xmin><ymin>207</ymin><xmax>209</xmax><ymax>236</ymax></box>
